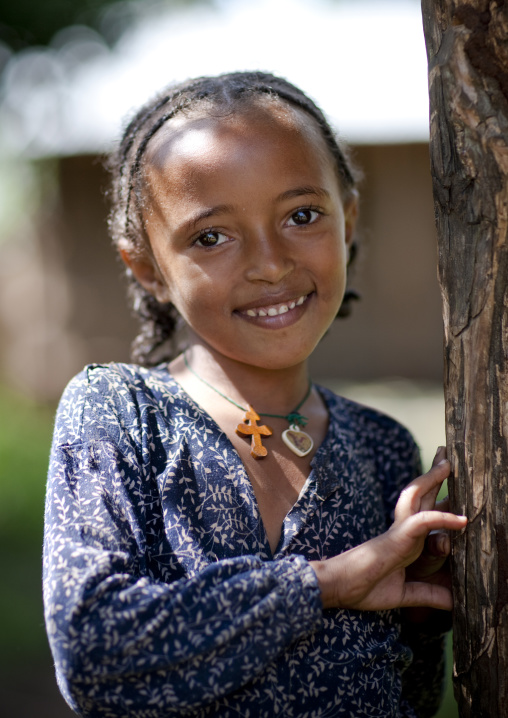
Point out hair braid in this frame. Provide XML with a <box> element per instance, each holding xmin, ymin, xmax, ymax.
<box><xmin>107</xmin><ymin>72</ymin><xmax>361</xmax><ymax>366</ymax></box>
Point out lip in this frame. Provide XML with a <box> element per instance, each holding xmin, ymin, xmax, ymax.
<box><xmin>235</xmin><ymin>291</ymin><xmax>312</xmax><ymax>314</ymax></box>
<box><xmin>234</xmin><ymin>292</ymin><xmax>313</xmax><ymax>328</ymax></box>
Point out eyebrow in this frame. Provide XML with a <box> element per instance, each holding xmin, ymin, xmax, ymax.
<box><xmin>184</xmin><ymin>204</ymin><xmax>235</xmax><ymax>233</ymax></box>
<box><xmin>276</xmin><ymin>186</ymin><xmax>331</xmax><ymax>202</ymax></box>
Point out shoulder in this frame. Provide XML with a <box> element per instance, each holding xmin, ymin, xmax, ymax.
<box><xmin>54</xmin><ymin>362</ymin><xmax>182</xmax><ymax>445</ymax></box>
<box><xmin>319</xmin><ymin>384</ymin><xmax>415</xmax><ymax>444</ymax></box>
<box><xmin>318</xmin><ymin>385</ymin><xmax>422</xmax><ymax>505</ymax></box>
<box><xmin>64</xmin><ymin>361</ymin><xmax>171</xmax><ymax>389</ymax></box>
<box><xmin>60</xmin><ymin>362</ymin><xmax>177</xmax><ymax>405</ymax></box>
<box><xmin>318</xmin><ymin>384</ymin><xmax>421</xmax><ymax>470</ymax></box>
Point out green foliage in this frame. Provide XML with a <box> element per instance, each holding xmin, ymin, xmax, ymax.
<box><xmin>435</xmin><ymin>633</ymin><xmax>459</xmax><ymax>718</ymax></box>
<box><xmin>0</xmin><ymin>384</ymin><xmax>55</xmax><ymax>660</ymax></box>
<box><xmin>0</xmin><ymin>551</ymin><xmax>51</xmax><ymax>660</ymax></box>
<box><xmin>0</xmin><ymin>384</ymin><xmax>54</xmax><ymax>548</ymax></box>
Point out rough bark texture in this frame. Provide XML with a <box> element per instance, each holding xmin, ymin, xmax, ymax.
<box><xmin>421</xmin><ymin>1</ymin><xmax>508</xmax><ymax>715</ymax></box>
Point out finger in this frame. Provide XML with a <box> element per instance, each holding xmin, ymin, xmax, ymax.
<box><xmin>425</xmin><ymin>530</ymin><xmax>450</xmax><ymax>558</ymax></box>
<box><xmin>406</xmin><ymin>553</ymin><xmax>449</xmax><ymax>581</ymax></box>
<box><xmin>401</xmin><ymin>581</ymin><xmax>453</xmax><ymax>611</ymax></box>
<box><xmin>432</xmin><ymin>446</ymin><xmax>447</xmax><ymax>467</ymax></box>
<box><xmin>421</xmin><ymin>447</ymin><xmax>448</xmax><ymax>511</ymax></box>
<box><xmin>403</xmin><ymin>511</ymin><xmax>467</xmax><ymax>541</ymax></box>
<box><xmin>388</xmin><ymin>512</ymin><xmax>466</xmax><ymax>557</ymax></box>
<box><xmin>395</xmin><ymin>460</ymin><xmax>451</xmax><ymax>521</ymax></box>
<box><xmin>386</xmin><ymin>512</ymin><xmax>466</xmax><ymax>568</ymax></box>
<box><xmin>420</xmin><ymin>450</ymin><xmax>450</xmax><ymax>510</ymax></box>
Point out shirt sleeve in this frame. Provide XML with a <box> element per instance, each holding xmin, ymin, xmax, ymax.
<box><xmin>43</xmin><ymin>369</ymin><xmax>323</xmax><ymax>717</ymax></box>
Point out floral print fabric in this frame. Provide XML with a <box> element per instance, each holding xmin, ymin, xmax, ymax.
<box><xmin>44</xmin><ymin>363</ymin><xmax>447</xmax><ymax>717</ymax></box>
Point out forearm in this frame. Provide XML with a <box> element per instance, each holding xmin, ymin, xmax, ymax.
<box><xmin>44</xmin><ymin>548</ymin><xmax>322</xmax><ymax>716</ymax></box>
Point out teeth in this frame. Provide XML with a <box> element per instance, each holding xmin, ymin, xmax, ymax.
<box><xmin>244</xmin><ymin>294</ymin><xmax>307</xmax><ymax>318</ymax></box>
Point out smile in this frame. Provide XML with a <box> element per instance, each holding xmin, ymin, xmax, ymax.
<box><xmin>242</xmin><ymin>294</ymin><xmax>309</xmax><ymax>318</ymax></box>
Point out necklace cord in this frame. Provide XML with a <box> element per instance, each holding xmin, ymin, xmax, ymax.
<box><xmin>183</xmin><ymin>352</ymin><xmax>311</xmax><ymax>426</ymax></box>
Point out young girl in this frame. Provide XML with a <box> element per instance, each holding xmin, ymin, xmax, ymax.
<box><xmin>44</xmin><ymin>71</ymin><xmax>466</xmax><ymax>718</ymax></box>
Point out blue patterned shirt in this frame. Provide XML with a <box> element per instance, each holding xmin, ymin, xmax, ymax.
<box><xmin>44</xmin><ymin>363</ymin><xmax>447</xmax><ymax>717</ymax></box>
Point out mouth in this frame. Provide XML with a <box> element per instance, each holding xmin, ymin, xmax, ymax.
<box><xmin>235</xmin><ymin>293</ymin><xmax>312</xmax><ymax>320</ymax></box>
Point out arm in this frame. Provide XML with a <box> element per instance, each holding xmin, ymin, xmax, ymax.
<box><xmin>43</xmin><ymin>373</ymin><xmax>322</xmax><ymax>717</ymax></box>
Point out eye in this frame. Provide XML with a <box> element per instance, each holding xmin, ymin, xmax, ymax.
<box><xmin>287</xmin><ymin>208</ymin><xmax>321</xmax><ymax>226</ymax></box>
<box><xmin>194</xmin><ymin>230</ymin><xmax>230</xmax><ymax>248</ymax></box>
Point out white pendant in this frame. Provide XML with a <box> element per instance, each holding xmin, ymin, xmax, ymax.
<box><xmin>282</xmin><ymin>424</ymin><xmax>314</xmax><ymax>457</ymax></box>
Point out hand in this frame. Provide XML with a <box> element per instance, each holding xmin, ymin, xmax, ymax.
<box><xmin>402</xmin><ymin>447</ymin><xmax>454</xmax><ymax>623</ymax></box>
<box><xmin>310</xmin><ymin>448</ymin><xmax>467</xmax><ymax>612</ymax></box>
<box><xmin>400</xmin><ymin>446</ymin><xmax>451</xmax><ymax>584</ymax></box>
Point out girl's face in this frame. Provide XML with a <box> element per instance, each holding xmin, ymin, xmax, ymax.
<box><xmin>125</xmin><ymin>101</ymin><xmax>358</xmax><ymax>371</ymax></box>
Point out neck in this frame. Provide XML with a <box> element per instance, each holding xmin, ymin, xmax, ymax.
<box><xmin>180</xmin><ymin>340</ymin><xmax>310</xmax><ymax>415</ymax></box>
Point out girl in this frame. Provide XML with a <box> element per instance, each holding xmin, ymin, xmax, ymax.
<box><xmin>44</xmin><ymin>72</ymin><xmax>466</xmax><ymax>718</ymax></box>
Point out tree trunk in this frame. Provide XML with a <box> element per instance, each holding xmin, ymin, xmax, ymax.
<box><xmin>421</xmin><ymin>1</ymin><xmax>508</xmax><ymax>715</ymax></box>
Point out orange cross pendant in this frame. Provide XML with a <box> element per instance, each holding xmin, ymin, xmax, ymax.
<box><xmin>236</xmin><ymin>405</ymin><xmax>273</xmax><ymax>459</ymax></box>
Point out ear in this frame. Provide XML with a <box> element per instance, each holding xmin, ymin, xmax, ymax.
<box><xmin>119</xmin><ymin>247</ymin><xmax>171</xmax><ymax>304</ymax></box>
<box><xmin>343</xmin><ymin>189</ymin><xmax>359</xmax><ymax>251</ymax></box>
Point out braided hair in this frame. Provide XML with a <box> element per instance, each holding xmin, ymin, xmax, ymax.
<box><xmin>107</xmin><ymin>71</ymin><xmax>361</xmax><ymax>366</ymax></box>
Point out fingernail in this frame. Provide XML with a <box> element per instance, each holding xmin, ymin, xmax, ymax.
<box><xmin>438</xmin><ymin>458</ymin><xmax>448</xmax><ymax>466</ymax></box>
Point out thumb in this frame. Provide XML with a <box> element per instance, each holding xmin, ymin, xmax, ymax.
<box><xmin>401</xmin><ymin>581</ymin><xmax>453</xmax><ymax>611</ymax></box>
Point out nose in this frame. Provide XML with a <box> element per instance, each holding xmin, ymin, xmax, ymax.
<box><xmin>243</xmin><ymin>229</ymin><xmax>294</xmax><ymax>284</ymax></box>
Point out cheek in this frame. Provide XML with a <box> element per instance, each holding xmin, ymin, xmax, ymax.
<box><xmin>166</xmin><ymin>266</ymin><xmax>227</xmax><ymax>321</ymax></box>
<box><xmin>313</xmin><ymin>242</ymin><xmax>348</xmax><ymax>295</ymax></box>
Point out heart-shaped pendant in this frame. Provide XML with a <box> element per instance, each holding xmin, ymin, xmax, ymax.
<box><xmin>282</xmin><ymin>424</ymin><xmax>314</xmax><ymax>457</ymax></box>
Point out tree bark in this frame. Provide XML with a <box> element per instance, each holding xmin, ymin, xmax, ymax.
<box><xmin>421</xmin><ymin>1</ymin><xmax>508</xmax><ymax>715</ymax></box>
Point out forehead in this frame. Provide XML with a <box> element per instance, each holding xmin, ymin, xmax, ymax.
<box><xmin>143</xmin><ymin>99</ymin><xmax>338</xmax><ymax>188</ymax></box>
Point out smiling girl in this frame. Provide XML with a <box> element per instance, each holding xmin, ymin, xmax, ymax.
<box><xmin>44</xmin><ymin>72</ymin><xmax>466</xmax><ymax>718</ymax></box>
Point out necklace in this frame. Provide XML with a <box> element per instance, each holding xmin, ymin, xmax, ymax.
<box><xmin>183</xmin><ymin>353</ymin><xmax>314</xmax><ymax>459</ymax></box>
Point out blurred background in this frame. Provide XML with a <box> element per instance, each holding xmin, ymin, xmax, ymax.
<box><xmin>0</xmin><ymin>0</ymin><xmax>455</xmax><ymax>715</ymax></box>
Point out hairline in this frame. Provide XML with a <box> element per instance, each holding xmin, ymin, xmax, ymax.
<box><xmin>141</xmin><ymin>93</ymin><xmax>352</xmax><ymax>204</ymax></box>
